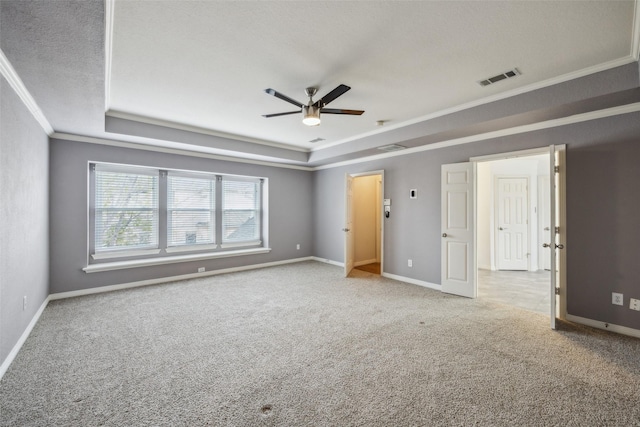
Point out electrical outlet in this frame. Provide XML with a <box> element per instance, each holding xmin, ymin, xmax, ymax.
<box><xmin>198</xmin><ymin>267</ymin><xmax>205</xmax><ymax>273</ymax></box>
<box><xmin>408</xmin><ymin>259</ymin><xmax>413</xmax><ymax>267</ymax></box>
<box><xmin>296</xmin><ymin>244</ymin><xmax>300</xmax><ymax>250</ymax></box>
<box><xmin>612</xmin><ymin>292</ymin><xmax>624</xmax><ymax>306</ymax></box>
<box><xmin>630</xmin><ymin>298</ymin><xmax>640</xmax><ymax>311</ymax></box>
<box><xmin>23</xmin><ymin>296</ymin><xmax>27</xmax><ymax>311</ymax></box>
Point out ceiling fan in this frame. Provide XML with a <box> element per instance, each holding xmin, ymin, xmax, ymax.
<box><xmin>262</xmin><ymin>84</ymin><xmax>364</xmax><ymax>126</ymax></box>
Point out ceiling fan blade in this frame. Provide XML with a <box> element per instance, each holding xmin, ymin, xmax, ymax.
<box><xmin>262</xmin><ymin>110</ymin><xmax>301</xmax><ymax>118</ymax></box>
<box><xmin>264</xmin><ymin>88</ymin><xmax>304</xmax><ymax>108</ymax></box>
<box><xmin>314</xmin><ymin>84</ymin><xmax>351</xmax><ymax>108</ymax></box>
<box><xmin>320</xmin><ymin>108</ymin><xmax>364</xmax><ymax>115</ymax></box>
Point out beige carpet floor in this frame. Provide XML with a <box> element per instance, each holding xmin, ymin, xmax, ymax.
<box><xmin>2</xmin><ymin>261</ymin><xmax>640</xmax><ymax>426</ymax></box>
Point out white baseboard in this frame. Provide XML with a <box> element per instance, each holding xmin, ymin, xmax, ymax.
<box><xmin>50</xmin><ymin>257</ymin><xmax>315</xmax><ymax>301</ymax></box>
<box><xmin>0</xmin><ymin>296</ymin><xmax>50</xmax><ymax>381</ymax></box>
<box><xmin>354</xmin><ymin>258</ymin><xmax>378</xmax><ymax>267</ymax></box>
<box><xmin>311</xmin><ymin>257</ymin><xmax>344</xmax><ymax>268</ymax></box>
<box><xmin>565</xmin><ymin>314</ymin><xmax>640</xmax><ymax>339</ymax></box>
<box><xmin>382</xmin><ymin>272</ymin><xmax>442</xmax><ymax>291</ymax></box>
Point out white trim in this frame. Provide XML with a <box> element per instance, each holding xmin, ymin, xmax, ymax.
<box><xmin>104</xmin><ymin>0</ymin><xmax>115</xmax><ymax>111</ymax></box>
<box><xmin>51</xmin><ymin>132</ymin><xmax>314</xmax><ymax>171</ymax></box>
<box><xmin>566</xmin><ymin>314</ymin><xmax>640</xmax><ymax>340</ymax></box>
<box><xmin>83</xmin><ymin>247</ymin><xmax>272</xmax><ymax>273</ymax></box>
<box><xmin>382</xmin><ymin>272</ymin><xmax>442</xmax><ymax>292</ymax></box>
<box><xmin>311</xmin><ymin>257</ymin><xmax>344</xmax><ymax>268</ymax></box>
<box><xmin>354</xmin><ymin>258</ymin><xmax>378</xmax><ymax>267</ymax></box>
<box><xmin>313</xmin><ymin>103</ymin><xmax>640</xmax><ymax>171</ymax></box>
<box><xmin>56</xmin><ymin>257</ymin><xmax>315</xmax><ymax>300</ymax></box>
<box><xmin>106</xmin><ymin>110</ymin><xmax>310</xmax><ymax>153</ymax></box>
<box><xmin>312</xmin><ymin>56</ymin><xmax>636</xmax><ymax>153</ymax></box>
<box><xmin>0</xmin><ymin>296</ymin><xmax>50</xmax><ymax>381</ymax></box>
<box><xmin>92</xmin><ymin>248</ymin><xmax>161</xmax><ymax>260</ymax></box>
<box><xmin>470</xmin><ymin>146</ymin><xmax>552</xmax><ymax>163</ymax></box>
<box><xmin>0</xmin><ymin>49</ymin><xmax>54</xmax><ymax>135</ymax></box>
<box><xmin>220</xmin><ymin>241</ymin><xmax>262</xmax><ymax>249</ymax></box>
<box><xmin>165</xmin><ymin>244</ymin><xmax>218</xmax><ymax>254</ymax></box>
<box><xmin>632</xmin><ymin>0</ymin><xmax>640</xmax><ymax>60</ymax></box>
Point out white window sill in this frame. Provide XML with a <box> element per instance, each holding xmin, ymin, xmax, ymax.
<box><xmin>165</xmin><ymin>244</ymin><xmax>218</xmax><ymax>254</ymax></box>
<box><xmin>92</xmin><ymin>248</ymin><xmax>161</xmax><ymax>260</ymax></box>
<box><xmin>83</xmin><ymin>247</ymin><xmax>272</xmax><ymax>273</ymax></box>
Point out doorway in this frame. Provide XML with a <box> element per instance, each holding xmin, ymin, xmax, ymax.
<box><xmin>345</xmin><ymin>172</ymin><xmax>383</xmax><ymax>276</ymax></box>
<box><xmin>441</xmin><ymin>145</ymin><xmax>566</xmax><ymax>328</ymax></box>
<box><xmin>477</xmin><ymin>154</ymin><xmax>550</xmax><ymax>313</ymax></box>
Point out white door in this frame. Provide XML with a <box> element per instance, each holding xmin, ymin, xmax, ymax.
<box><xmin>441</xmin><ymin>162</ymin><xmax>476</xmax><ymax>298</ymax></box>
<box><xmin>546</xmin><ymin>145</ymin><xmax>566</xmax><ymax>330</ymax></box>
<box><xmin>344</xmin><ymin>174</ymin><xmax>354</xmax><ymax>277</ymax></box>
<box><xmin>538</xmin><ymin>175</ymin><xmax>551</xmax><ymax>271</ymax></box>
<box><xmin>496</xmin><ymin>177</ymin><xmax>529</xmax><ymax>271</ymax></box>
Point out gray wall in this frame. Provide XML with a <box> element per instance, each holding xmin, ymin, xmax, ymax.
<box><xmin>49</xmin><ymin>139</ymin><xmax>313</xmax><ymax>294</ymax></box>
<box><xmin>313</xmin><ymin>112</ymin><xmax>640</xmax><ymax>331</ymax></box>
<box><xmin>0</xmin><ymin>77</ymin><xmax>50</xmax><ymax>363</ymax></box>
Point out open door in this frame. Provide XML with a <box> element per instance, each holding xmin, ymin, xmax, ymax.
<box><xmin>441</xmin><ymin>162</ymin><xmax>476</xmax><ymax>298</ymax></box>
<box><xmin>546</xmin><ymin>145</ymin><xmax>567</xmax><ymax>329</ymax></box>
<box><xmin>344</xmin><ymin>174</ymin><xmax>354</xmax><ymax>277</ymax></box>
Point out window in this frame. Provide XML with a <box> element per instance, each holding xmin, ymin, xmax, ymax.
<box><xmin>168</xmin><ymin>174</ymin><xmax>216</xmax><ymax>247</ymax></box>
<box><xmin>94</xmin><ymin>165</ymin><xmax>159</xmax><ymax>254</ymax></box>
<box><xmin>222</xmin><ymin>178</ymin><xmax>261</xmax><ymax>246</ymax></box>
<box><xmin>89</xmin><ymin>163</ymin><xmax>265</xmax><ymax>262</ymax></box>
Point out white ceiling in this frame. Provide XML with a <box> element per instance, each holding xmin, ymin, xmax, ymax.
<box><xmin>108</xmin><ymin>1</ymin><xmax>637</xmax><ymax>153</ymax></box>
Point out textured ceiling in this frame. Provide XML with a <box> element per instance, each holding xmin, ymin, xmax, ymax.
<box><xmin>1</xmin><ymin>1</ymin><xmax>639</xmax><ymax>166</ymax></box>
<box><xmin>108</xmin><ymin>1</ymin><xmax>636</xmax><ymax>150</ymax></box>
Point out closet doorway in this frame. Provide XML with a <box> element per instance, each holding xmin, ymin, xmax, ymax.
<box><xmin>349</xmin><ymin>172</ymin><xmax>383</xmax><ymax>275</ymax></box>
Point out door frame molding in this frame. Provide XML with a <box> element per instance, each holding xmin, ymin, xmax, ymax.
<box><xmin>345</xmin><ymin>170</ymin><xmax>385</xmax><ymax>275</ymax></box>
<box><xmin>470</xmin><ymin>145</ymin><xmax>566</xmax><ymax>322</ymax></box>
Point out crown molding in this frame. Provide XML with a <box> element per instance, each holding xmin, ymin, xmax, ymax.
<box><xmin>51</xmin><ymin>132</ymin><xmax>314</xmax><ymax>171</ymax></box>
<box><xmin>0</xmin><ymin>49</ymin><xmax>54</xmax><ymax>135</ymax></box>
<box><xmin>632</xmin><ymin>0</ymin><xmax>640</xmax><ymax>60</ymax></box>
<box><xmin>104</xmin><ymin>0</ymin><xmax>115</xmax><ymax>111</ymax></box>
<box><xmin>312</xmin><ymin>55</ymin><xmax>638</xmax><ymax>153</ymax></box>
<box><xmin>312</xmin><ymin>102</ymin><xmax>640</xmax><ymax>171</ymax></box>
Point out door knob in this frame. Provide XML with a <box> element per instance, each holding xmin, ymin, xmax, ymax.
<box><xmin>442</xmin><ymin>233</ymin><xmax>447</xmax><ymax>237</ymax></box>
<box><xmin>555</xmin><ymin>244</ymin><xmax>564</xmax><ymax>249</ymax></box>
<box><xmin>542</xmin><ymin>243</ymin><xmax>551</xmax><ymax>248</ymax></box>
<box><xmin>499</xmin><ymin>227</ymin><xmax>508</xmax><ymax>230</ymax></box>
<box><xmin>342</xmin><ymin>228</ymin><xmax>350</xmax><ymax>232</ymax></box>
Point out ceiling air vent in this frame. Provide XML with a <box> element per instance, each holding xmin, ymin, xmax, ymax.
<box><xmin>309</xmin><ymin>138</ymin><xmax>325</xmax><ymax>143</ymax></box>
<box><xmin>377</xmin><ymin>144</ymin><xmax>407</xmax><ymax>152</ymax></box>
<box><xmin>478</xmin><ymin>68</ymin><xmax>521</xmax><ymax>87</ymax></box>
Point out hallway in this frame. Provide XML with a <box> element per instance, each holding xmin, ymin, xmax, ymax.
<box><xmin>478</xmin><ymin>269</ymin><xmax>550</xmax><ymax>314</ymax></box>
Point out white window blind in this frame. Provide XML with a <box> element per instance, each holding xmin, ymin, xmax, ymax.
<box><xmin>94</xmin><ymin>166</ymin><xmax>159</xmax><ymax>252</ymax></box>
<box><xmin>222</xmin><ymin>179</ymin><xmax>260</xmax><ymax>244</ymax></box>
<box><xmin>167</xmin><ymin>174</ymin><xmax>216</xmax><ymax>247</ymax></box>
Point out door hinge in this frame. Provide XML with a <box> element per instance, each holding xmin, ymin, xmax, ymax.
<box><xmin>554</xmin><ymin>166</ymin><xmax>560</xmax><ymax>173</ymax></box>
<box><xmin>555</xmin><ymin>226</ymin><xmax>560</xmax><ymax>234</ymax></box>
<box><xmin>555</xmin><ymin>287</ymin><xmax>560</xmax><ymax>295</ymax></box>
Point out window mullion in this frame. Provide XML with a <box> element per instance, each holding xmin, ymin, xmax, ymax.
<box><xmin>215</xmin><ymin>175</ymin><xmax>222</xmax><ymax>248</ymax></box>
<box><xmin>159</xmin><ymin>170</ymin><xmax>168</xmax><ymax>252</ymax></box>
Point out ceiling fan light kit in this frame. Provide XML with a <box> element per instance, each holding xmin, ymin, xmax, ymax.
<box><xmin>302</xmin><ymin>105</ymin><xmax>321</xmax><ymax>126</ymax></box>
<box><xmin>263</xmin><ymin>84</ymin><xmax>364</xmax><ymax>127</ymax></box>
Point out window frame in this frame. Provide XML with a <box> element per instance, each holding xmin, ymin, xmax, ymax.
<box><xmin>88</xmin><ymin>162</ymin><xmax>267</xmax><ymax>265</ymax></box>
